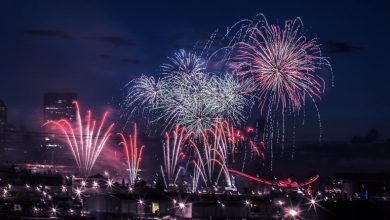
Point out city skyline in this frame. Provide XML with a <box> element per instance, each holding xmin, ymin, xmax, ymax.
<box><xmin>1</xmin><ymin>0</ymin><xmax>389</xmax><ymax>141</ymax></box>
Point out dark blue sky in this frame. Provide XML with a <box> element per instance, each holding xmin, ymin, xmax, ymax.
<box><xmin>1</xmin><ymin>0</ymin><xmax>389</xmax><ymax>141</ymax></box>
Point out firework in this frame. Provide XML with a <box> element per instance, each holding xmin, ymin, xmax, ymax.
<box><xmin>118</xmin><ymin>123</ymin><xmax>145</xmax><ymax>185</ymax></box>
<box><xmin>44</xmin><ymin>101</ymin><xmax>114</xmax><ymax>177</ymax></box>
<box><xmin>160</xmin><ymin>124</ymin><xmax>193</xmax><ymax>189</ymax></box>
<box><xmin>124</xmin><ymin>50</ymin><xmax>252</xmax><ymax>135</ymax></box>
<box><xmin>217</xmin><ymin>15</ymin><xmax>332</xmax><ymax>168</ymax></box>
<box><xmin>190</xmin><ymin>121</ymin><xmax>238</xmax><ymax>191</ymax></box>
<box><xmin>228</xmin><ymin>168</ymin><xmax>319</xmax><ymax>188</ymax></box>
<box><xmin>161</xmin><ymin>49</ymin><xmax>206</xmax><ymax>76</ymax></box>
<box><xmin>230</xmin><ymin>17</ymin><xmax>328</xmax><ymax>112</ymax></box>
<box><xmin>122</xmin><ymin>75</ymin><xmax>166</xmax><ymax>118</ymax></box>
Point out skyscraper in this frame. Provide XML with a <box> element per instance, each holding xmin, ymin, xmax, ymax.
<box><xmin>0</xmin><ymin>99</ymin><xmax>8</xmax><ymax>150</ymax></box>
<box><xmin>43</xmin><ymin>93</ymin><xmax>77</xmax><ymax>122</ymax></box>
<box><xmin>0</xmin><ymin>99</ymin><xmax>7</xmax><ymax>125</ymax></box>
<box><xmin>42</xmin><ymin>93</ymin><xmax>77</xmax><ymax>164</ymax></box>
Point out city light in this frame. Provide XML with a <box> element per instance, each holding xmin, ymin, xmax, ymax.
<box><xmin>106</xmin><ymin>179</ymin><xmax>114</xmax><ymax>188</ymax></box>
<box><xmin>75</xmin><ymin>187</ymin><xmax>83</xmax><ymax>198</ymax></box>
<box><xmin>285</xmin><ymin>207</ymin><xmax>300</xmax><ymax>219</ymax></box>
<box><xmin>1</xmin><ymin>2</ymin><xmax>380</xmax><ymax>219</ymax></box>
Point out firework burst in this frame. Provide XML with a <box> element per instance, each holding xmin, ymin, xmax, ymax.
<box><xmin>123</xmin><ymin>50</ymin><xmax>252</xmax><ymax>136</ymax></box>
<box><xmin>212</xmin><ymin>14</ymin><xmax>333</xmax><ymax>169</ymax></box>
<box><xmin>44</xmin><ymin>101</ymin><xmax>114</xmax><ymax>177</ymax></box>
<box><xmin>230</xmin><ymin>17</ymin><xmax>329</xmax><ymax>112</ymax></box>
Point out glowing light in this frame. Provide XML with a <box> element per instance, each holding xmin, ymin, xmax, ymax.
<box><xmin>118</xmin><ymin>123</ymin><xmax>145</xmax><ymax>186</ymax></box>
<box><xmin>178</xmin><ymin>202</ymin><xmax>185</xmax><ymax>209</ymax></box>
<box><xmin>75</xmin><ymin>187</ymin><xmax>83</xmax><ymax>198</ymax></box>
<box><xmin>81</xmin><ymin>180</ymin><xmax>86</xmax><ymax>187</ymax></box>
<box><xmin>231</xmin><ymin>16</ymin><xmax>330</xmax><ymax>113</ymax></box>
<box><xmin>123</xmin><ymin>50</ymin><xmax>252</xmax><ymax>136</ymax></box>
<box><xmin>288</xmin><ymin>209</ymin><xmax>298</xmax><ymax>217</ymax></box>
<box><xmin>93</xmin><ymin>181</ymin><xmax>99</xmax><ymax>188</ymax></box>
<box><xmin>106</xmin><ymin>179</ymin><xmax>114</xmax><ymax>188</ymax></box>
<box><xmin>191</xmin><ymin>121</ymin><xmax>236</xmax><ymax>191</ymax></box>
<box><xmin>306</xmin><ymin>196</ymin><xmax>322</xmax><ymax>213</ymax></box>
<box><xmin>160</xmin><ymin>124</ymin><xmax>193</xmax><ymax>188</ymax></box>
<box><xmin>138</xmin><ymin>199</ymin><xmax>144</xmax><ymax>205</ymax></box>
<box><xmin>44</xmin><ymin>101</ymin><xmax>114</xmax><ymax>177</ymax></box>
<box><xmin>224</xmin><ymin>14</ymin><xmax>333</xmax><ymax>167</ymax></box>
<box><xmin>228</xmin><ymin>168</ymin><xmax>319</xmax><ymax>188</ymax></box>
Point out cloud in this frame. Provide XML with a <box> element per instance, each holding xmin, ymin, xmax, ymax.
<box><xmin>324</xmin><ymin>40</ymin><xmax>363</xmax><ymax>54</ymax></box>
<box><xmin>93</xmin><ymin>36</ymin><xmax>136</xmax><ymax>47</ymax></box>
<box><xmin>22</xmin><ymin>29</ymin><xmax>72</xmax><ymax>39</ymax></box>
<box><xmin>120</xmin><ymin>58</ymin><xmax>141</xmax><ymax>64</ymax></box>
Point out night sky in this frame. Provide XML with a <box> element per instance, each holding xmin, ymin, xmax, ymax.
<box><xmin>1</xmin><ymin>0</ymin><xmax>389</xmax><ymax>141</ymax></box>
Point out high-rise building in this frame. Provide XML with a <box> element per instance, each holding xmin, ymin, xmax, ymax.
<box><xmin>43</xmin><ymin>93</ymin><xmax>77</xmax><ymax>122</ymax></box>
<box><xmin>0</xmin><ymin>99</ymin><xmax>8</xmax><ymax>150</ymax></box>
<box><xmin>42</xmin><ymin>93</ymin><xmax>77</xmax><ymax>164</ymax></box>
<box><xmin>0</xmin><ymin>99</ymin><xmax>7</xmax><ymax>125</ymax></box>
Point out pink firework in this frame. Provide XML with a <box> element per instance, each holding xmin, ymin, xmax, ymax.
<box><xmin>231</xmin><ymin>18</ymin><xmax>327</xmax><ymax>112</ymax></box>
<box><xmin>44</xmin><ymin>101</ymin><xmax>115</xmax><ymax>177</ymax></box>
<box><xmin>118</xmin><ymin>124</ymin><xmax>145</xmax><ymax>185</ymax></box>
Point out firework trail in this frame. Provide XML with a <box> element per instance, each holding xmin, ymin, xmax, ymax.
<box><xmin>190</xmin><ymin>121</ymin><xmax>238</xmax><ymax>191</ymax></box>
<box><xmin>160</xmin><ymin>124</ymin><xmax>193</xmax><ymax>189</ymax></box>
<box><xmin>44</xmin><ymin>101</ymin><xmax>114</xmax><ymax>177</ymax></box>
<box><xmin>123</xmin><ymin>49</ymin><xmax>252</xmax><ymax>136</ymax></box>
<box><xmin>118</xmin><ymin>123</ymin><xmax>145</xmax><ymax>185</ymax></box>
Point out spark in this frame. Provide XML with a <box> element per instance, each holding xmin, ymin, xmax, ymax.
<box><xmin>231</xmin><ymin>16</ymin><xmax>329</xmax><ymax>113</ymax></box>
<box><xmin>160</xmin><ymin>124</ymin><xmax>193</xmax><ymax>189</ymax></box>
<box><xmin>123</xmin><ymin>50</ymin><xmax>252</xmax><ymax>136</ymax></box>
<box><xmin>225</xmin><ymin>14</ymin><xmax>332</xmax><ymax>168</ymax></box>
<box><xmin>190</xmin><ymin>121</ymin><xmax>237</xmax><ymax>191</ymax></box>
<box><xmin>44</xmin><ymin>101</ymin><xmax>114</xmax><ymax>177</ymax></box>
<box><xmin>118</xmin><ymin>123</ymin><xmax>145</xmax><ymax>186</ymax></box>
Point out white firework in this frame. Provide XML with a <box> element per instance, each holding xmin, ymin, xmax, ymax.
<box><xmin>123</xmin><ymin>50</ymin><xmax>252</xmax><ymax>135</ymax></box>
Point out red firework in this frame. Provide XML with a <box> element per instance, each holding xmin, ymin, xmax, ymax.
<box><xmin>231</xmin><ymin>18</ymin><xmax>327</xmax><ymax>112</ymax></box>
<box><xmin>44</xmin><ymin>101</ymin><xmax>114</xmax><ymax>177</ymax></box>
<box><xmin>118</xmin><ymin>123</ymin><xmax>145</xmax><ymax>185</ymax></box>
